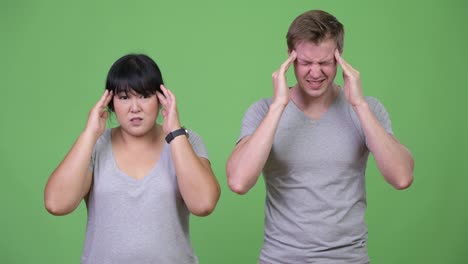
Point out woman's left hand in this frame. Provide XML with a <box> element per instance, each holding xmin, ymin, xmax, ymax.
<box><xmin>157</xmin><ymin>84</ymin><xmax>182</xmax><ymax>134</ymax></box>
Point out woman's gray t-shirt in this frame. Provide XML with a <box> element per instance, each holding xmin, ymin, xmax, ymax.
<box><xmin>82</xmin><ymin>129</ymin><xmax>208</xmax><ymax>264</ymax></box>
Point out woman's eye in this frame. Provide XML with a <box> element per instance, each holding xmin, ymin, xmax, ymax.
<box><xmin>141</xmin><ymin>94</ymin><xmax>153</xmax><ymax>99</ymax></box>
<box><xmin>119</xmin><ymin>95</ymin><xmax>128</xmax><ymax>100</ymax></box>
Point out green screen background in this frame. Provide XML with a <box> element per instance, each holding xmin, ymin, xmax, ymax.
<box><xmin>1</xmin><ymin>0</ymin><xmax>467</xmax><ymax>263</ymax></box>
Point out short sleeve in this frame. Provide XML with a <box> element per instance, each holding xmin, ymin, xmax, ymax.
<box><xmin>349</xmin><ymin>96</ymin><xmax>394</xmax><ymax>148</ymax></box>
<box><xmin>367</xmin><ymin>97</ymin><xmax>394</xmax><ymax>135</ymax></box>
<box><xmin>237</xmin><ymin>98</ymin><xmax>271</xmax><ymax>144</ymax></box>
<box><xmin>188</xmin><ymin>130</ymin><xmax>209</xmax><ymax>160</ymax></box>
<box><xmin>88</xmin><ymin>129</ymin><xmax>111</xmax><ymax>172</ymax></box>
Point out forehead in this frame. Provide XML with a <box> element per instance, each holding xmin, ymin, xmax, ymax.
<box><xmin>294</xmin><ymin>39</ymin><xmax>337</xmax><ymax>62</ymax></box>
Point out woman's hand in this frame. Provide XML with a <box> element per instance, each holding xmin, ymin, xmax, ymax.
<box><xmin>85</xmin><ymin>89</ymin><xmax>113</xmax><ymax>137</ymax></box>
<box><xmin>157</xmin><ymin>85</ymin><xmax>182</xmax><ymax>135</ymax></box>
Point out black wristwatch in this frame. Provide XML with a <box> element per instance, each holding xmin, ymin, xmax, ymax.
<box><xmin>165</xmin><ymin>127</ymin><xmax>189</xmax><ymax>144</ymax></box>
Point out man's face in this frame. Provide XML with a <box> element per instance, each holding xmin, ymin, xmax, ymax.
<box><xmin>292</xmin><ymin>38</ymin><xmax>338</xmax><ymax>98</ymax></box>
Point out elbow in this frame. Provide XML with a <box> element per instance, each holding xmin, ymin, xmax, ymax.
<box><xmin>190</xmin><ymin>187</ymin><xmax>221</xmax><ymax>217</ymax></box>
<box><xmin>190</xmin><ymin>198</ymin><xmax>219</xmax><ymax>217</ymax></box>
<box><xmin>384</xmin><ymin>159</ymin><xmax>414</xmax><ymax>190</ymax></box>
<box><xmin>44</xmin><ymin>191</ymin><xmax>75</xmax><ymax>216</ymax></box>
<box><xmin>191</xmin><ymin>206</ymin><xmax>215</xmax><ymax>217</ymax></box>
<box><xmin>228</xmin><ymin>178</ymin><xmax>249</xmax><ymax>195</ymax></box>
<box><xmin>388</xmin><ymin>169</ymin><xmax>413</xmax><ymax>190</ymax></box>
<box><xmin>226</xmin><ymin>169</ymin><xmax>249</xmax><ymax>195</ymax></box>
<box><xmin>44</xmin><ymin>198</ymin><xmax>72</xmax><ymax>216</ymax></box>
<box><xmin>394</xmin><ymin>152</ymin><xmax>415</xmax><ymax>190</ymax></box>
<box><xmin>393</xmin><ymin>174</ymin><xmax>413</xmax><ymax>190</ymax></box>
<box><xmin>226</xmin><ymin>162</ymin><xmax>251</xmax><ymax>195</ymax></box>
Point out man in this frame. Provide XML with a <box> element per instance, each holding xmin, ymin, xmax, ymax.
<box><xmin>226</xmin><ymin>10</ymin><xmax>414</xmax><ymax>264</ymax></box>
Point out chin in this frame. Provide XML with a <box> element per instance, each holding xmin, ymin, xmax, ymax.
<box><xmin>302</xmin><ymin>87</ymin><xmax>326</xmax><ymax>98</ymax></box>
<box><xmin>303</xmin><ymin>83</ymin><xmax>332</xmax><ymax>97</ymax></box>
<box><xmin>123</xmin><ymin>126</ymin><xmax>153</xmax><ymax>137</ymax></box>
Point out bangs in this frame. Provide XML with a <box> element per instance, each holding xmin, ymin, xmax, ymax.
<box><xmin>110</xmin><ymin>73</ymin><xmax>158</xmax><ymax>97</ymax></box>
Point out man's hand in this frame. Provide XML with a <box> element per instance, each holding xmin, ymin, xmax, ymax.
<box><xmin>272</xmin><ymin>50</ymin><xmax>297</xmax><ymax>107</ymax></box>
<box><xmin>335</xmin><ymin>49</ymin><xmax>366</xmax><ymax>107</ymax></box>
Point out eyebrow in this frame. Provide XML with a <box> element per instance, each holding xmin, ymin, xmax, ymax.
<box><xmin>297</xmin><ymin>57</ymin><xmax>334</xmax><ymax>64</ymax></box>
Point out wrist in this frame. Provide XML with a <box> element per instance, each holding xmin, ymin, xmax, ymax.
<box><xmin>352</xmin><ymin>100</ymin><xmax>369</xmax><ymax>113</ymax></box>
<box><xmin>165</xmin><ymin>127</ymin><xmax>188</xmax><ymax>144</ymax></box>
<box><xmin>81</xmin><ymin>128</ymin><xmax>101</xmax><ymax>143</ymax></box>
<box><xmin>269</xmin><ymin>101</ymin><xmax>288</xmax><ymax>113</ymax></box>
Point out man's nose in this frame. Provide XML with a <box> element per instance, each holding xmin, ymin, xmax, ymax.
<box><xmin>309</xmin><ymin>64</ymin><xmax>322</xmax><ymax>78</ymax></box>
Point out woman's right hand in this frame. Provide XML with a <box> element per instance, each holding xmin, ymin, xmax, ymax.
<box><xmin>85</xmin><ymin>89</ymin><xmax>113</xmax><ymax>137</ymax></box>
<box><xmin>271</xmin><ymin>50</ymin><xmax>297</xmax><ymax>107</ymax></box>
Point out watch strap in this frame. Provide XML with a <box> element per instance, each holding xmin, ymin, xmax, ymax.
<box><xmin>165</xmin><ymin>127</ymin><xmax>188</xmax><ymax>144</ymax></box>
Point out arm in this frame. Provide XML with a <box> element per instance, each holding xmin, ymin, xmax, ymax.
<box><xmin>226</xmin><ymin>51</ymin><xmax>297</xmax><ymax>194</ymax></box>
<box><xmin>44</xmin><ymin>90</ymin><xmax>113</xmax><ymax>215</ymax></box>
<box><xmin>157</xmin><ymin>85</ymin><xmax>220</xmax><ymax>217</ymax></box>
<box><xmin>335</xmin><ymin>50</ymin><xmax>414</xmax><ymax>189</ymax></box>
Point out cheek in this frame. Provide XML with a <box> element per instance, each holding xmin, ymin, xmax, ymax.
<box><xmin>145</xmin><ymin>100</ymin><xmax>159</xmax><ymax>116</ymax></box>
<box><xmin>113</xmin><ymin>102</ymin><xmax>125</xmax><ymax>114</ymax></box>
<box><xmin>294</xmin><ymin>65</ymin><xmax>309</xmax><ymax>76</ymax></box>
<box><xmin>323</xmin><ymin>65</ymin><xmax>337</xmax><ymax>76</ymax></box>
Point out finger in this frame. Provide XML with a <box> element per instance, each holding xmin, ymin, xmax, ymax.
<box><xmin>100</xmin><ymin>110</ymin><xmax>109</xmax><ymax>119</ymax></box>
<box><xmin>335</xmin><ymin>49</ymin><xmax>356</xmax><ymax>75</ymax></box>
<box><xmin>156</xmin><ymin>91</ymin><xmax>168</xmax><ymax>107</ymax></box>
<box><xmin>161</xmin><ymin>84</ymin><xmax>175</xmax><ymax>104</ymax></box>
<box><xmin>92</xmin><ymin>90</ymin><xmax>110</xmax><ymax>114</ymax></box>
<box><xmin>96</xmin><ymin>89</ymin><xmax>110</xmax><ymax>106</ymax></box>
<box><xmin>102</xmin><ymin>90</ymin><xmax>113</xmax><ymax>107</ymax></box>
<box><xmin>280</xmin><ymin>50</ymin><xmax>297</xmax><ymax>72</ymax></box>
<box><xmin>162</xmin><ymin>86</ymin><xmax>177</xmax><ymax>108</ymax></box>
<box><xmin>164</xmin><ymin>87</ymin><xmax>176</xmax><ymax>105</ymax></box>
<box><xmin>334</xmin><ymin>49</ymin><xmax>342</xmax><ymax>65</ymax></box>
<box><xmin>160</xmin><ymin>84</ymin><xmax>169</xmax><ymax>97</ymax></box>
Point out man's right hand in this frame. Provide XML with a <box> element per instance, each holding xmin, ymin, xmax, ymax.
<box><xmin>272</xmin><ymin>50</ymin><xmax>297</xmax><ymax>107</ymax></box>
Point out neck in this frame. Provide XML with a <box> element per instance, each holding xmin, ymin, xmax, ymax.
<box><xmin>113</xmin><ymin>124</ymin><xmax>163</xmax><ymax>149</ymax></box>
<box><xmin>291</xmin><ymin>83</ymin><xmax>339</xmax><ymax>117</ymax></box>
<box><xmin>291</xmin><ymin>84</ymin><xmax>340</xmax><ymax>110</ymax></box>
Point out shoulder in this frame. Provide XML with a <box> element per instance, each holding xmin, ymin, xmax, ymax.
<box><xmin>365</xmin><ymin>96</ymin><xmax>385</xmax><ymax>110</ymax></box>
<box><xmin>244</xmin><ymin>97</ymin><xmax>273</xmax><ymax>115</ymax></box>
<box><xmin>186</xmin><ymin>129</ymin><xmax>206</xmax><ymax>147</ymax></box>
<box><xmin>95</xmin><ymin>128</ymin><xmax>112</xmax><ymax>149</ymax></box>
<box><xmin>185</xmin><ymin>128</ymin><xmax>209</xmax><ymax>158</ymax></box>
<box><xmin>363</xmin><ymin>96</ymin><xmax>392</xmax><ymax>118</ymax></box>
<box><xmin>187</xmin><ymin>129</ymin><xmax>202</xmax><ymax>141</ymax></box>
<box><xmin>251</xmin><ymin>97</ymin><xmax>273</xmax><ymax>109</ymax></box>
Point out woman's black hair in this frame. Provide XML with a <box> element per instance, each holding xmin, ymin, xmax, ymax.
<box><xmin>105</xmin><ymin>54</ymin><xmax>164</xmax><ymax>112</ymax></box>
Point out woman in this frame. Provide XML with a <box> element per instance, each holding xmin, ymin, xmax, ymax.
<box><xmin>44</xmin><ymin>54</ymin><xmax>220</xmax><ymax>263</ymax></box>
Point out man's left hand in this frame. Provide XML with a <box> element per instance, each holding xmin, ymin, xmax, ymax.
<box><xmin>335</xmin><ymin>49</ymin><xmax>366</xmax><ymax>107</ymax></box>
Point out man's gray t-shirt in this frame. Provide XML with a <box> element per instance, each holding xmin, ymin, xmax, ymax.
<box><xmin>238</xmin><ymin>90</ymin><xmax>393</xmax><ymax>264</ymax></box>
<box><xmin>82</xmin><ymin>129</ymin><xmax>208</xmax><ymax>264</ymax></box>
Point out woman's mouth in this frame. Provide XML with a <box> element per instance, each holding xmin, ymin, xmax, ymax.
<box><xmin>130</xmin><ymin>117</ymin><xmax>143</xmax><ymax>125</ymax></box>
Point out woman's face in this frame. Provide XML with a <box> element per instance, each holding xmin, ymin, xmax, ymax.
<box><xmin>113</xmin><ymin>89</ymin><xmax>159</xmax><ymax>137</ymax></box>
